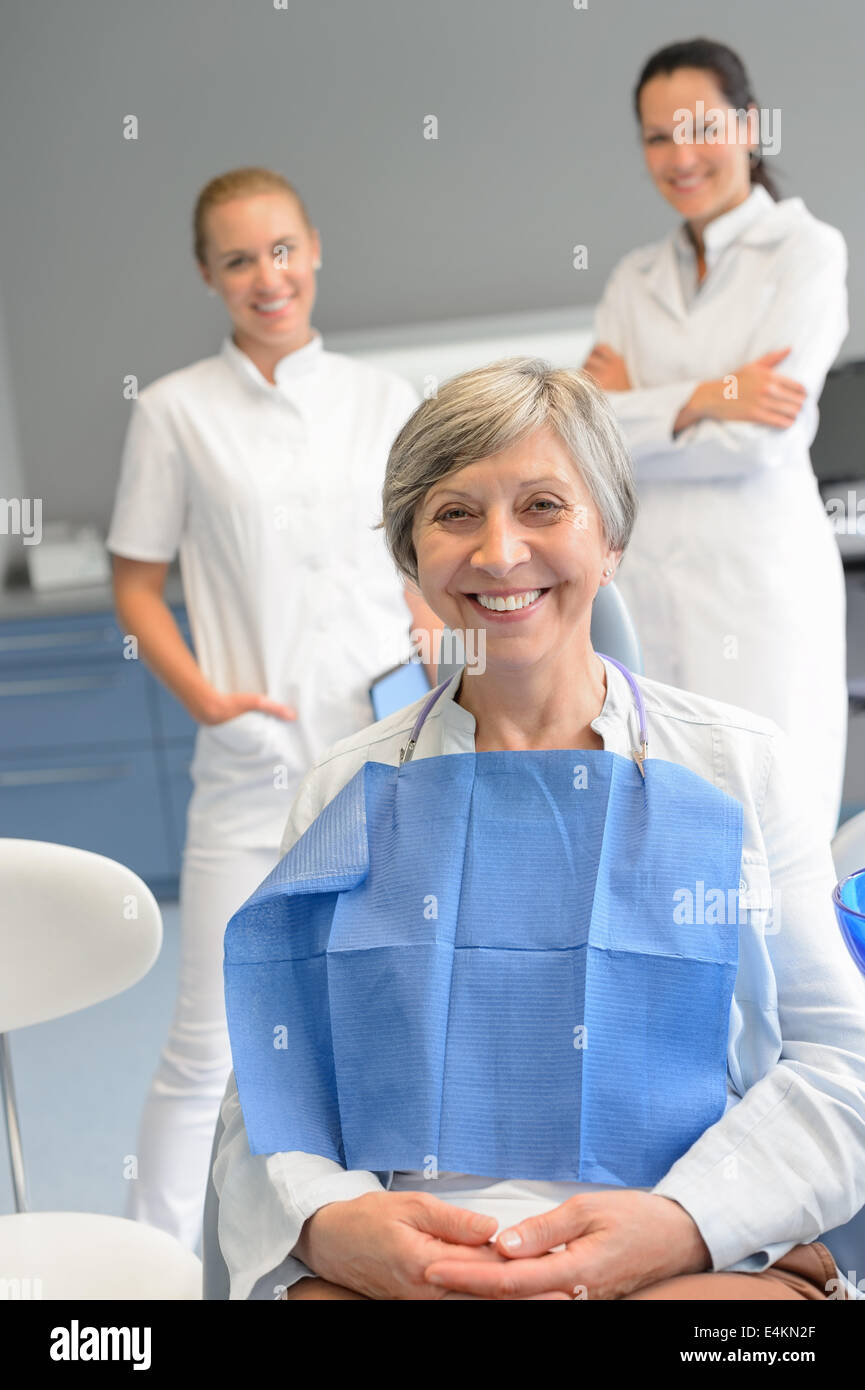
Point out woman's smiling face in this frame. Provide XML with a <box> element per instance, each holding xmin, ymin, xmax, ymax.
<box><xmin>412</xmin><ymin>425</ymin><xmax>620</xmax><ymax>668</ymax></box>
<box><xmin>198</xmin><ymin>191</ymin><xmax>320</xmax><ymax>354</ymax></box>
<box><xmin>638</xmin><ymin>67</ymin><xmax>754</xmax><ymax>228</ymax></box>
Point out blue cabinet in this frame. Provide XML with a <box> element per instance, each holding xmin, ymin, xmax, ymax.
<box><xmin>0</xmin><ymin>593</ymin><xmax>196</xmax><ymax>898</ymax></box>
<box><xmin>0</xmin><ymin>746</ymin><xmax>170</xmax><ymax>882</ymax></box>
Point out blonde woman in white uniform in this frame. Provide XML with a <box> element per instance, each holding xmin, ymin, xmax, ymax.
<box><xmin>583</xmin><ymin>39</ymin><xmax>848</xmax><ymax>841</ymax></box>
<box><xmin>107</xmin><ymin>167</ymin><xmax>434</xmax><ymax>1249</ymax></box>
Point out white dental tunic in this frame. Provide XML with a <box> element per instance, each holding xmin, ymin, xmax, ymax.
<box><xmin>107</xmin><ymin>333</ymin><xmax>419</xmax><ymax>848</ymax></box>
<box><xmin>593</xmin><ymin>185</ymin><xmax>849</xmax><ymax>840</ymax></box>
<box><xmin>212</xmin><ymin>660</ymin><xmax>865</xmax><ymax>1300</ymax></box>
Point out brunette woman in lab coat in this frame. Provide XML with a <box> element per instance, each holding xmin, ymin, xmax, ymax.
<box><xmin>583</xmin><ymin>39</ymin><xmax>849</xmax><ymax>840</ymax></box>
<box><xmin>108</xmin><ymin>167</ymin><xmax>437</xmax><ymax>1249</ymax></box>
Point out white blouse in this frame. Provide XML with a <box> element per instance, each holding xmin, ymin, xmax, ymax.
<box><xmin>213</xmin><ymin>658</ymin><xmax>865</xmax><ymax>1298</ymax></box>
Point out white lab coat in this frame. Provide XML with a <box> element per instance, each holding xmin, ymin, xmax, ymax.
<box><xmin>106</xmin><ymin>331</ymin><xmax>420</xmax><ymax>1246</ymax></box>
<box><xmin>108</xmin><ymin>331</ymin><xmax>421</xmax><ymax>849</ymax></box>
<box><xmin>594</xmin><ymin>185</ymin><xmax>849</xmax><ymax>841</ymax></box>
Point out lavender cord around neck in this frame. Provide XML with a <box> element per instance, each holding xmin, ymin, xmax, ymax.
<box><xmin>399</xmin><ymin>654</ymin><xmax>648</xmax><ymax>769</ymax></box>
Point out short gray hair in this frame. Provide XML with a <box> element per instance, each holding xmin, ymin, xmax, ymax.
<box><xmin>375</xmin><ymin>357</ymin><xmax>638</xmax><ymax>586</ymax></box>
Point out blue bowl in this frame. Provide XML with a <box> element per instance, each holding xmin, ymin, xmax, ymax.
<box><xmin>833</xmin><ymin>870</ymin><xmax>865</xmax><ymax>975</ymax></box>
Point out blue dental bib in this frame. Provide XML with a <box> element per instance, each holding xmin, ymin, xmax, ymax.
<box><xmin>224</xmin><ymin>672</ymin><xmax>744</xmax><ymax>1187</ymax></box>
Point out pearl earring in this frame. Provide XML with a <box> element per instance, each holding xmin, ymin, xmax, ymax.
<box><xmin>603</xmin><ymin>568</ymin><xmax>613</xmax><ymax>577</ymax></box>
<box><xmin>314</xmin><ymin>259</ymin><xmax>322</xmax><ymax>270</ymax></box>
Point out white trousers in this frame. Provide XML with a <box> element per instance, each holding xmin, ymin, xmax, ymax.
<box><xmin>125</xmin><ymin>839</ymin><xmax>278</xmax><ymax>1250</ymax></box>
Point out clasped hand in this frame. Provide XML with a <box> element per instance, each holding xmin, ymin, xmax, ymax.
<box><xmin>301</xmin><ymin>1188</ymin><xmax>710</xmax><ymax>1301</ymax></box>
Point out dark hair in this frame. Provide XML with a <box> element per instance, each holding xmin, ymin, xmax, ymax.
<box><xmin>633</xmin><ymin>38</ymin><xmax>781</xmax><ymax>201</ymax></box>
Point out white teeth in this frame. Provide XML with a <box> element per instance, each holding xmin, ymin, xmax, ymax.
<box><xmin>476</xmin><ymin>588</ymin><xmax>542</xmax><ymax>612</ymax></box>
<box><xmin>254</xmin><ymin>297</ymin><xmax>291</xmax><ymax>312</ymax></box>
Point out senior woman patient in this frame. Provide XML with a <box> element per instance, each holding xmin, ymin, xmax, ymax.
<box><xmin>213</xmin><ymin>359</ymin><xmax>865</xmax><ymax>1302</ymax></box>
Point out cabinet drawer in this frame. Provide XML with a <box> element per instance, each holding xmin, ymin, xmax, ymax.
<box><xmin>0</xmin><ymin>612</ymin><xmax>122</xmax><ymax>662</ymax></box>
<box><xmin>153</xmin><ymin>683</ymin><xmax>198</xmax><ymax>742</ymax></box>
<box><xmin>0</xmin><ymin>747</ymin><xmax>173</xmax><ymax>884</ymax></box>
<box><xmin>157</xmin><ymin>739</ymin><xmax>196</xmax><ymax>853</ymax></box>
<box><xmin>151</xmin><ymin>606</ymin><xmax>198</xmax><ymax>741</ymax></box>
<box><xmin>0</xmin><ymin>658</ymin><xmax>152</xmax><ymax>752</ymax></box>
<box><xmin>0</xmin><ymin>608</ymin><xmax>155</xmax><ymax>753</ymax></box>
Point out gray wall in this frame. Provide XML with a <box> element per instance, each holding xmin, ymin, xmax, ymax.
<box><xmin>0</xmin><ymin>286</ymin><xmax>25</xmax><ymax>579</ymax></box>
<box><xmin>0</xmin><ymin>0</ymin><xmax>862</xmax><ymax>535</ymax></box>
